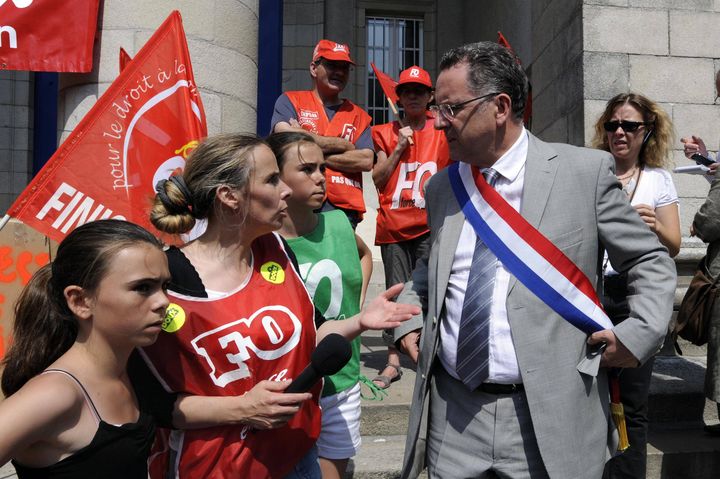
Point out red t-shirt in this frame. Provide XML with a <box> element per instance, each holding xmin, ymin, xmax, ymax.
<box><xmin>372</xmin><ymin>118</ymin><xmax>450</xmax><ymax>243</ymax></box>
<box><xmin>141</xmin><ymin>233</ymin><xmax>320</xmax><ymax>478</ymax></box>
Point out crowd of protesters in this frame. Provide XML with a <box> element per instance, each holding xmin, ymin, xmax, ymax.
<box><xmin>0</xmin><ymin>37</ymin><xmax>717</xmax><ymax>479</ymax></box>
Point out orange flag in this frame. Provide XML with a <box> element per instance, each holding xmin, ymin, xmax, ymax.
<box><xmin>5</xmin><ymin>10</ymin><xmax>206</xmax><ymax>243</ymax></box>
<box><xmin>497</xmin><ymin>31</ymin><xmax>532</xmax><ymax>128</ymax></box>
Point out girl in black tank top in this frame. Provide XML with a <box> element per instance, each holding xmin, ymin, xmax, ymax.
<box><xmin>11</xmin><ymin>370</ymin><xmax>155</xmax><ymax>479</ymax></box>
<box><xmin>0</xmin><ymin>221</ymin><xmax>169</xmax><ymax>478</ymax></box>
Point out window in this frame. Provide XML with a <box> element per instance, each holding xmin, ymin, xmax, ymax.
<box><xmin>366</xmin><ymin>16</ymin><xmax>424</xmax><ymax>125</ymax></box>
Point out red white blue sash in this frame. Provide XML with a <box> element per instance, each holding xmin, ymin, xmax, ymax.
<box><xmin>448</xmin><ymin>162</ymin><xmax>613</xmax><ymax>334</ymax></box>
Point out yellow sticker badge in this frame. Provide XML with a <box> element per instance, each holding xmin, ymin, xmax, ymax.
<box><xmin>260</xmin><ymin>261</ymin><xmax>285</xmax><ymax>284</ymax></box>
<box><xmin>162</xmin><ymin>303</ymin><xmax>186</xmax><ymax>333</ymax></box>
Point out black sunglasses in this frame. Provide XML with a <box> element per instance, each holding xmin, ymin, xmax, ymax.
<box><xmin>603</xmin><ymin>120</ymin><xmax>652</xmax><ymax>132</ymax></box>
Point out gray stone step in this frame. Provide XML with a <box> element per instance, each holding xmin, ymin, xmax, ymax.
<box><xmin>647</xmin><ymin>427</ymin><xmax>720</xmax><ymax>479</ymax></box>
<box><xmin>348</xmin><ymin>427</ymin><xmax>720</xmax><ymax>479</ymax></box>
<box><xmin>345</xmin><ymin>435</ymin><xmax>416</xmax><ymax>479</ymax></box>
<box><xmin>0</xmin><ymin>463</ymin><xmax>15</xmax><ymax>479</ymax></box>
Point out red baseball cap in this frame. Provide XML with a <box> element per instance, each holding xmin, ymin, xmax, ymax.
<box><xmin>312</xmin><ymin>39</ymin><xmax>355</xmax><ymax>65</ymax></box>
<box><xmin>396</xmin><ymin>66</ymin><xmax>433</xmax><ymax>93</ymax></box>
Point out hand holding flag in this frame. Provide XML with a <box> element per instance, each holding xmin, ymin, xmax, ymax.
<box><xmin>370</xmin><ymin>62</ymin><xmax>413</xmax><ymax>145</ymax></box>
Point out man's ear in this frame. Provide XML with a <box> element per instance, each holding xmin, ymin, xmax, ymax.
<box><xmin>494</xmin><ymin>93</ymin><xmax>513</xmax><ymax>126</ymax></box>
<box><xmin>309</xmin><ymin>61</ymin><xmax>319</xmax><ymax>80</ymax></box>
<box><xmin>64</xmin><ymin>285</ymin><xmax>92</xmax><ymax>320</ymax></box>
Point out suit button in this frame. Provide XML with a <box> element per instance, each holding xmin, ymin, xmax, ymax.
<box><xmin>432</xmin><ymin>316</ymin><xmax>437</xmax><ymax>325</ymax></box>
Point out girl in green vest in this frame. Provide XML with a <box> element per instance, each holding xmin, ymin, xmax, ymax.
<box><xmin>267</xmin><ymin>131</ymin><xmax>371</xmax><ymax>479</ymax></box>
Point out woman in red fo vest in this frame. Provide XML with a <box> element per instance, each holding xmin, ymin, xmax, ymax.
<box><xmin>142</xmin><ymin>133</ymin><xmax>418</xmax><ymax>479</ymax></box>
<box><xmin>371</xmin><ymin>66</ymin><xmax>451</xmax><ymax>389</ymax></box>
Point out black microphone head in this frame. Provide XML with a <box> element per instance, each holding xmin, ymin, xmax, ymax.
<box><xmin>311</xmin><ymin>333</ymin><xmax>352</xmax><ymax>376</ymax></box>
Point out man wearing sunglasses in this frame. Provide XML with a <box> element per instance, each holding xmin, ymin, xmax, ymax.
<box><xmin>392</xmin><ymin>41</ymin><xmax>675</xmax><ymax>479</ymax></box>
<box><xmin>271</xmin><ymin>39</ymin><xmax>374</xmax><ymax>229</ymax></box>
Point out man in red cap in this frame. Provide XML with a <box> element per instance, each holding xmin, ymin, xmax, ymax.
<box><xmin>271</xmin><ymin>39</ymin><xmax>374</xmax><ymax>229</ymax></box>
<box><xmin>370</xmin><ymin>65</ymin><xmax>450</xmax><ymax>389</ymax></box>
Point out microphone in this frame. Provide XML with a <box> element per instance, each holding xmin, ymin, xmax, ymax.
<box><xmin>285</xmin><ymin>333</ymin><xmax>352</xmax><ymax>393</ymax></box>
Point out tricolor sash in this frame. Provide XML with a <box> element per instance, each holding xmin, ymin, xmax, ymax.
<box><xmin>448</xmin><ymin>162</ymin><xmax>613</xmax><ymax>334</ymax></box>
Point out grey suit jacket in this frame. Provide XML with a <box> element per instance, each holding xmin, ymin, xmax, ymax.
<box><xmin>394</xmin><ymin>133</ymin><xmax>676</xmax><ymax>479</ymax></box>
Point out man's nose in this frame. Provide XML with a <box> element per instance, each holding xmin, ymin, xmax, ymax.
<box><xmin>434</xmin><ymin>114</ymin><xmax>449</xmax><ymax>130</ymax></box>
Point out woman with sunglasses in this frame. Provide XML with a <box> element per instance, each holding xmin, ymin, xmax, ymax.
<box><xmin>591</xmin><ymin>93</ymin><xmax>680</xmax><ymax>479</ymax></box>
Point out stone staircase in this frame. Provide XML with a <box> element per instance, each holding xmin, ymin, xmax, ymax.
<box><xmin>349</xmin><ymin>250</ymin><xmax>720</xmax><ymax>478</ymax></box>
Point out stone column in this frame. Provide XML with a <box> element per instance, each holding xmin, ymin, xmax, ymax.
<box><xmin>58</xmin><ymin>0</ymin><xmax>260</xmax><ymax>140</ymax></box>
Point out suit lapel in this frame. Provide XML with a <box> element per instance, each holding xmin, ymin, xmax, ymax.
<box><xmin>507</xmin><ymin>134</ymin><xmax>559</xmax><ymax>293</ymax></box>
<box><xmin>520</xmin><ymin>134</ymin><xmax>558</xmax><ymax>227</ymax></box>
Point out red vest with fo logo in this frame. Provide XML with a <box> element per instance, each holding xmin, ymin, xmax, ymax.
<box><xmin>285</xmin><ymin>90</ymin><xmax>371</xmax><ymax>214</ymax></box>
<box><xmin>371</xmin><ymin>117</ymin><xmax>451</xmax><ymax>243</ymax></box>
<box><xmin>141</xmin><ymin>233</ymin><xmax>320</xmax><ymax>478</ymax></box>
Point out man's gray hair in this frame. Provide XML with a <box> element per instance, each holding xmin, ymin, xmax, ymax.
<box><xmin>439</xmin><ymin>42</ymin><xmax>528</xmax><ymax>121</ymax></box>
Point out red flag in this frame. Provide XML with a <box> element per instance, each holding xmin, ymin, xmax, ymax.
<box><xmin>497</xmin><ymin>31</ymin><xmax>514</xmax><ymax>53</ymax></box>
<box><xmin>371</xmin><ymin>62</ymin><xmax>399</xmax><ymax>106</ymax></box>
<box><xmin>7</xmin><ymin>10</ymin><xmax>207</xmax><ymax>244</ymax></box>
<box><xmin>119</xmin><ymin>47</ymin><xmax>132</xmax><ymax>73</ymax></box>
<box><xmin>497</xmin><ymin>31</ymin><xmax>532</xmax><ymax>128</ymax></box>
<box><xmin>0</xmin><ymin>0</ymin><xmax>100</xmax><ymax>72</ymax></box>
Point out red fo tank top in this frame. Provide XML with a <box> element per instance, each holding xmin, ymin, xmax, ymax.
<box><xmin>372</xmin><ymin>118</ymin><xmax>451</xmax><ymax>243</ymax></box>
<box><xmin>141</xmin><ymin>233</ymin><xmax>320</xmax><ymax>478</ymax></box>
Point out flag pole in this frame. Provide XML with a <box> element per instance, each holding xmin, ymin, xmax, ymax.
<box><xmin>0</xmin><ymin>214</ymin><xmax>10</xmax><ymax>233</ymax></box>
<box><xmin>371</xmin><ymin>62</ymin><xmax>414</xmax><ymax>145</ymax></box>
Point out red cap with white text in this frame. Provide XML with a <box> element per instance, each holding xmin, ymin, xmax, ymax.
<box><xmin>396</xmin><ymin>65</ymin><xmax>433</xmax><ymax>92</ymax></box>
<box><xmin>312</xmin><ymin>39</ymin><xmax>355</xmax><ymax>64</ymax></box>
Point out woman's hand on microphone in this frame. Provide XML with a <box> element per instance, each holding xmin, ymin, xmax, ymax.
<box><xmin>238</xmin><ymin>380</ymin><xmax>311</xmax><ymax>429</ymax></box>
<box><xmin>171</xmin><ymin>380</ymin><xmax>310</xmax><ymax>430</ymax></box>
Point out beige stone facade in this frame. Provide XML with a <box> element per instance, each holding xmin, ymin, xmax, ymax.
<box><xmin>2</xmin><ymin>0</ymin><xmax>720</xmax><ymax>256</ymax></box>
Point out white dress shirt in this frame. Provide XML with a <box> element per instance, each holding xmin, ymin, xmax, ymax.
<box><xmin>439</xmin><ymin>128</ymin><xmax>528</xmax><ymax>384</ymax></box>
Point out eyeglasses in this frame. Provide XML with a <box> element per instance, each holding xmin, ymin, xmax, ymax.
<box><xmin>429</xmin><ymin>92</ymin><xmax>499</xmax><ymax>120</ymax></box>
<box><xmin>603</xmin><ymin>120</ymin><xmax>652</xmax><ymax>132</ymax></box>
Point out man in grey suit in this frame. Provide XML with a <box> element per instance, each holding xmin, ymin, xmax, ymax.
<box><xmin>393</xmin><ymin>42</ymin><xmax>676</xmax><ymax>478</ymax></box>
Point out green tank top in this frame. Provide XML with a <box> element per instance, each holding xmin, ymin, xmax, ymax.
<box><xmin>285</xmin><ymin>210</ymin><xmax>362</xmax><ymax>395</ymax></box>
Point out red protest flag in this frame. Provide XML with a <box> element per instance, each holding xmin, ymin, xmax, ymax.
<box><xmin>5</xmin><ymin>10</ymin><xmax>207</xmax><ymax>244</ymax></box>
<box><xmin>371</xmin><ymin>62</ymin><xmax>399</xmax><ymax>107</ymax></box>
<box><xmin>119</xmin><ymin>47</ymin><xmax>132</xmax><ymax>73</ymax></box>
<box><xmin>0</xmin><ymin>0</ymin><xmax>100</xmax><ymax>72</ymax></box>
<box><xmin>497</xmin><ymin>31</ymin><xmax>514</xmax><ymax>53</ymax></box>
<box><xmin>497</xmin><ymin>31</ymin><xmax>532</xmax><ymax>128</ymax></box>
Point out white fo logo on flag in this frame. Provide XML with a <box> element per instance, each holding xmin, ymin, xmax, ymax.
<box><xmin>0</xmin><ymin>0</ymin><xmax>34</xmax><ymax>8</ymax></box>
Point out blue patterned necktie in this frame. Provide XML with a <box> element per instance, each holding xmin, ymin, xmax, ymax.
<box><xmin>456</xmin><ymin>168</ymin><xmax>501</xmax><ymax>390</ymax></box>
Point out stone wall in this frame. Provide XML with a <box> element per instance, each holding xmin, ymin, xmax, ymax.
<box><xmin>582</xmin><ymin>0</ymin><xmax>720</xmax><ymax>240</ymax></box>
<box><xmin>58</xmin><ymin>0</ymin><xmax>260</xmax><ymax>143</ymax></box>
<box><xmin>531</xmin><ymin>0</ymin><xmax>585</xmax><ymax>145</ymax></box>
<box><xmin>0</xmin><ymin>71</ymin><xmax>32</xmax><ymax>215</ymax></box>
